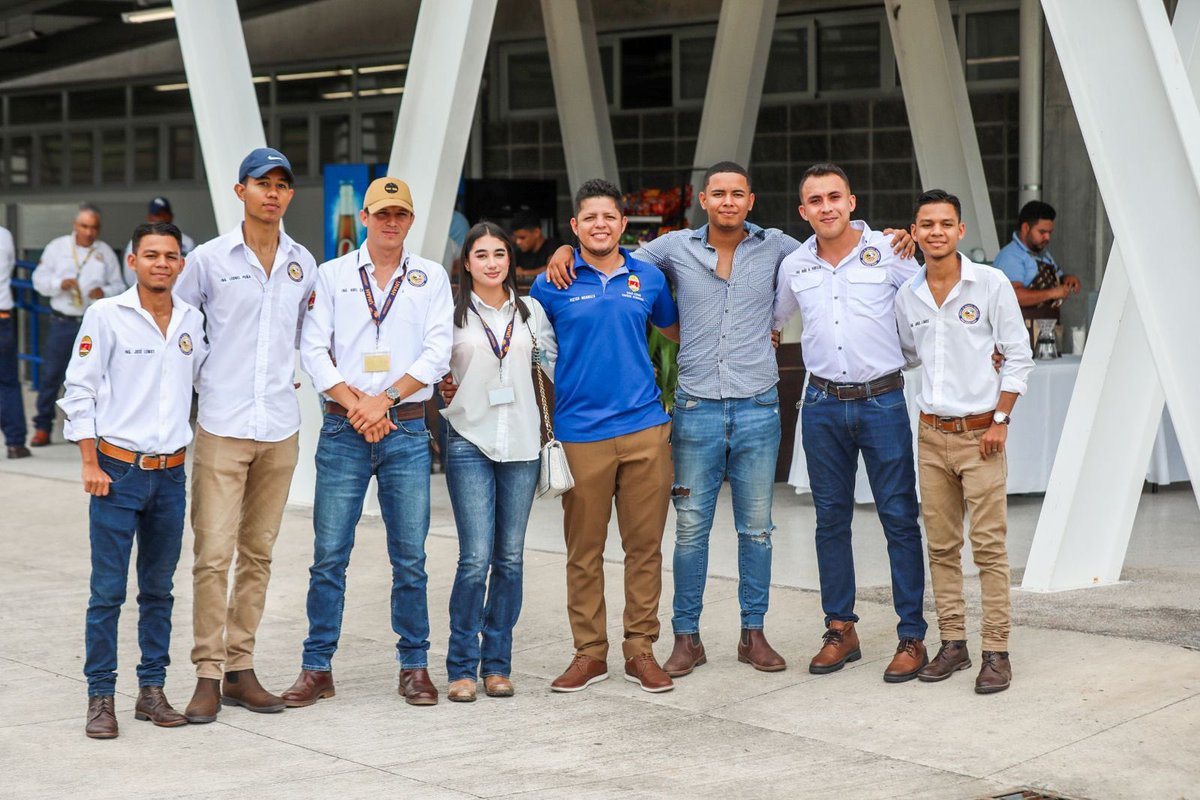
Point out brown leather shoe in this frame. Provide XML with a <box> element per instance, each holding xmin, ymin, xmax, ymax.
<box><xmin>737</xmin><ymin>629</ymin><xmax>787</xmax><ymax>672</ymax></box>
<box><xmin>134</xmin><ymin>686</ymin><xmax>187</xmax><ymax>727</ymax></box>
<box><xmin>483</xmin><ymin>675</ymin><xmax>514</xmax><ymax>697</ymax></box>
<box><xmin>398</xmin><ymin>668</ymin><xmax>439</xmax><ymax>705</ymax></box>
<box><xmin>624</xmin><ymin>652</ymin><xmax>674</xmax><ymax>693</ymax></box>
<box><xmin>884</xmin><ymin>638</ymin><xmax>928</xmax><ymax>683</ymax></box>
<box><xmin>29</xmin><ymin>430</ymin><xmax>50</xmax><ymax>447</ymax></box>
<box><xmin>918</xmin><ymin>640</ymin><xmax>971</xmax><ymax>683</ymax></box>
<box><xmin>185</xmin><ymin>677</ymin><xmax>221</xmax><ymax>723</ymax></box>
<box><xmin>281</xmin><ymin>669</ymin><xmax>336</xmax><ymax>708</ymax></box>
<box><xmin>6</xmin><ymin>445</ymin><xmax>31</xmax><ymax>459</ymax></box>
<box><xmin>85</xmin><ymin>695</ymin><xmax>118</xmax><ymax>739</ymax></box>
<box><xmin>809</xmin><ymin>620</ymin><xmax>861</xmax><ymax>674</ymax></box>
<box><xmin>550</xmin><ymin>654</ymin><xmax>608</xmax><ymax>693</ymax></box>
<box><xmin>448</xmin><ymin>679</ymin><xmax>477</xmax><ymax>703</ymax></box>
<box><xmin>221</xmin><ymin>669</ymin><xmax>285</xmax><ymax>713</ymax></box>
<box><xmin>975</xmin><ymin>651</ymin><xmax>1012</xmax><ymax>694</ymax></box>
<box><xmin>663</xmin><ymin>633</ymin><xmax>706</xmax><ymax>677</ymax></box>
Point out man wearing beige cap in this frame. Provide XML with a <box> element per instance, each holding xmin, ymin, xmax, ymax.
<box><xmin>281</xmin><ymin>177</ymin><xmax>452</xmax><ymax>707</ymax></box>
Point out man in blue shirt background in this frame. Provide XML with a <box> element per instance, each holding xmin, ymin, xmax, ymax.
<box><xmin>531</xmin><ymin>178</ymin><xmax>680</xmax><ymax>695</ymax></box>
<box><xmin>992</xmin><ymin>201</ymin><xmax>1081</xmax><ymax>321</ymax></box>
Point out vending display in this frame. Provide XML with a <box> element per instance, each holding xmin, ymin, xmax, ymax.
<box><xmin>621</xmin><ymin>184</ymin><xmax>693</xmax><ymax>246</ymax></box>
<box><xmin>322</xmin><ymin>164</ymin><xmax>370</xmax><ymax>261</ymax></box>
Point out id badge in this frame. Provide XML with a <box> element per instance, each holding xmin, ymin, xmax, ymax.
<box><xmin>487</xmin><ymin>377</ymin><xmax>515</xmax><ymax>407</ymax></box>
<box><xmin>362</xmin><ymin>350</ymin><xmax>391</xmax><ymax>373</ymax></box>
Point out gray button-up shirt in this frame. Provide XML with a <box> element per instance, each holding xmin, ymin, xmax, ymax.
<box><xmin>638</xmin><ymin>222</ymin><xmax>801</xmax><ymax>399</ymax></box>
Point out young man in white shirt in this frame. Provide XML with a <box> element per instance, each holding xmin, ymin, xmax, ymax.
<box><xmin>58</xmin><ymin>222</ymin><xmax>208</xmax><ymax>738</ymax></box>
<box><xmin>173</xmin><ymin>148</ymin><xmax>318</xmax><ymax>722</ymax></box>
<box><xmin>283</xmin><ymin>177</ymin><xmax>452</xmax><ymax>707</ymax></box>
<box><xmin>30</xmin><ymin>204</ymin><xmax>123</xmax><ymax>446</ymax></box>
<box><xmin>895</xmin><ymin>189</ymin><xmax>1033</xmax><ymax>694</ymax></box>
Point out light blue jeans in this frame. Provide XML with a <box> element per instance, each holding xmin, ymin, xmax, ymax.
<box><xmin>670</xmin><ymin>386</ymin><xmax>781</xmax><ymax>634</ymax></box>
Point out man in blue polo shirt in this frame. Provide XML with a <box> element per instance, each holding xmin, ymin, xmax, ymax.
<box><xmin>992</xmin><ymin>201</ymin><xmax>1080</xmax><ymax>327</ymax></box>
<box><xmin>531</xmin><ymin>178</ymin><xmax>680</xmax><ymax>695</ymax></box>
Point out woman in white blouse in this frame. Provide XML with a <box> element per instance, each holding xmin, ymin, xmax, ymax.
<box><xmin>440</xmin><ymin>222</ymin><xmax>556</xmax><ymax>702</ymax></box>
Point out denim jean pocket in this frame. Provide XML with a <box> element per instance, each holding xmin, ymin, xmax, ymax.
<box><xmin>752</xmin><ymin>386</ymin><xmax>779</xmax><ymax>407</ymax></box>
<box><xmin>800</xmin><ymin>384</ymin><xmax>825</xmax><ymax>407</ymax></box>
<box><xmin>320</xmin><ymin>413</ymin><xmax>349</xmax><ymax>436</ymax></box>
<box><xmin>867</xmin><ymin>388</ymin><xmax>907</xmax><ymax>410</ymax></box>
<box><xmin>397</xmin><ymin>419</ymin><xmax>430</xmax><ymax>439</ymax></box>
<box><xmin>674</xmin><ymin>389</ymin><xmax>700</xmax><ymax>411</ymax></box>
<box><xmin>99</xmin><ymin>454</ymin><xmax>134</xmax><ymax>486</ymax></box>
<box><xmin>164</xmin><ymin>464</ymin><xmax>187</xmax><ymax>484</ymax></box>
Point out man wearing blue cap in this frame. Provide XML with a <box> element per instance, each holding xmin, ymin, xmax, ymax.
<box><xmin>122</xmin><ymin>197</ymin><xmax>196</xmax><ymax>288</ymax></box>
<box><xmin>174</xmin><ymin>148</ymin><xmax>318</xmax><ymax>723</ymax></box>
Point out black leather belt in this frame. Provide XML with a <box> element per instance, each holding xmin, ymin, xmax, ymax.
<box><xmin>324</xmin><ymin>401</ymin><xmax>424</xmax><ymax>423</ymax></box>
<box><xmin>51</xmin><ymin>310</ymin><xmax>83</xmax><ymax>321</ymax></box>
<box><xmin>809</xmin><ymin>372</ymin><xmax>904</xmax><ymax>401</ymax></box>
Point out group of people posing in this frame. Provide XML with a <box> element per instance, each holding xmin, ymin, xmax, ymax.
<box><xmin>53</xmin><ymin>147</ymin><xmax>1032</xmax><ymax>741</ymax></box>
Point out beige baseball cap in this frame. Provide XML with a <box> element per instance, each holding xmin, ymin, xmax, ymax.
<box><xmin>364</xmin><ymin>177</ymin><xmax>414</xmax><ymax>214</ymax></box>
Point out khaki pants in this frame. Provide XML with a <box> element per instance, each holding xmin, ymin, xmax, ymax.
<box><xmin>917</xmin><ymin>422</ymin><xmax>1011</xmax><ymax>652</ymax></box>
<box><xmin>190</xmin><ymin>427</ymin><xmax>299</xmax><ymax>679</ymax></box>
<box><xmin>561</xmin><ymin>422</ymin><xmax>672</xmax><ymax>661</ymax></box>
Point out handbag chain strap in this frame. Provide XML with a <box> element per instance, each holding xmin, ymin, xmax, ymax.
<box><xmin>527</xmin><ymin>322</ymin><xmax>555</xmax><ymax>441</ymax></box>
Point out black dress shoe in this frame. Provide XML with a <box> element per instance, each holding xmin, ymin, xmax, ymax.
<box><xmin>7</xmin><ymin>446</ymin><xmax>31</xmax><ymax>459</ymax></box>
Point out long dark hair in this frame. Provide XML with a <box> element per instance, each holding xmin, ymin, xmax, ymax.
<box><xmin>453</xmin><ymin>221</ymin><xmax>530</xmax><ymax>328</ymax></box>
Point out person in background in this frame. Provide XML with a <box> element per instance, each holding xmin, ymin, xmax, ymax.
<box><xmin>992</xmin><ymin>200</ymin><xmax>1081</xmax><ymax>328</ymax></box>
<box><xmin>512</xmin><ymin>210</ymin><xmax>563</xmax><ymax>283</ymax></box>
<box><xmin>0</xmin><ymin>224</ymin><xmax>29</xmax><ymax>459</ymax></box>
<box><xmin>122</xmin><ymin>197</ymin><xmax>197</xmax><ymax>288</ymax></box>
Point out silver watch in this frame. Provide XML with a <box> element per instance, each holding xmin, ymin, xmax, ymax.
<box><xmin>385</xmin><ymin>386</ymin><xmax>401</xmax><ymax>403</ymax></box>
<box><xmin>992</xmin><ymin>411</ymin><xmax>1011</xmax><ymax>425</ymax></box>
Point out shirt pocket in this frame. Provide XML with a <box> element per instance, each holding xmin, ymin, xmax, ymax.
<box><xmin>789</xmin><ymin>272</ymin><xmax>825</xmax><ymax>323</ymax></box>
<box><xmin>846</xmin><ymin>268</ymin><xmax>893</xmax><ymax>316</ymax></box>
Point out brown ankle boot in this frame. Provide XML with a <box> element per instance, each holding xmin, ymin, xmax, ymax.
<box><xmin>85</xmin><ymin>695</ymin><xmax>118</xmax><ymax>739</ymax></box>
<box><xmin>975</xmin><ymin>651</ymin><xmax>1012</xmax><ymax>694</ymax></box>
<box><xmin>884</xmin><ymin>638</ymin><xmax>928</xmax><ymax>683</ymax></box>
<box><xmin>135</xmin><ymin>686</ymin><xmax>187</xmax><ymax>727</ymax></box>
<box><xmin>809</xmin><ymin>620</ymin><xmax>861</xmax><ymax>674</ymax></box>
<box><xmin>918</xmin><ymin>640</ymin><xmax>971</xmax><ymax>683</ymax></box>
<box><xmin>221</xmin><ymin>669</ymin><xmax>285</xmax><ymax>713</ymax></box>
<box><xmin>185</xmin><ymin>677</ymin><xmax>221</xmax><ymax>724</ymax></box>
<box><xmin>737</xmin><ymin>629</ymin><xmax>787</xmax><ymax>672</ymax></box>
<box><xmin>663</xmin><ymin>633</ymin><xmax>706</xmax><ymax>677</ymax></box>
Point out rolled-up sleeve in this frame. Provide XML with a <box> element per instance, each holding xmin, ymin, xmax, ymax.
<box><xmin>58</xmin><ymin>306</ymin><xmax>107</xmax><ymax>441</ymax></box>
<box><xmin>405</xmin><ymin>269</ymin><xmax>454</xmax><ymax>386</ymax></box>
<box><xmin>992</xmin><ymin>277</ymin><xmax>1034</xmax><ymax>394</ymax></box>
<box><xmin>299</xmin><ymin>267</ymin><xmax>344</xmax><ymax>393</ymax></box>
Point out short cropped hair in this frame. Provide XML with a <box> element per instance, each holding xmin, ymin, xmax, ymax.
<box><xmin>914</xmin><ymin>189</ymin><xmax>962</xmax><ymax>221</ymax></box>
<box><xmin>799</xmin><ymin>163</ymin><xmax>852</xmax><ymax>197</ymax></box>
<box><xmin>573</xmin><ymin>178</ymin><xmax>623</xmax><ymax>216</ymax></box>
<box><xmin>1018</xmin><ymin>200</ymin><xmax>1056</xmax><ymax>227</ymax></box>
<box><xmin>703</xmin><ymin>161</ymin><xmax>752</xmax><ymax>191</ymax></box>
<box><xmin>77</xmin><ymin>203</ymin><xmax>101</xmax><ymax>219</ymax></box>
<box><xmin>131</xmin><ymin>221</ymin><xmax>183</xmax><ymax>256</ymax></box>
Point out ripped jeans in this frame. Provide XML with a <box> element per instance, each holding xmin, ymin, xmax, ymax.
<box><xmin>669</xmin><ymin>386</ymin><xmax>781</xmax><ymax>634</ymax></box>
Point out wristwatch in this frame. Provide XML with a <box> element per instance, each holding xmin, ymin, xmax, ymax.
<box><xmin>993</xmin><ymin>411</ymin><xmax>1011</xmax><ymax>425</ymax></box>
<box><xmin>385</xmin><ymin>386</ymin><xmax>401</xmax><ymax>403</ymax></box>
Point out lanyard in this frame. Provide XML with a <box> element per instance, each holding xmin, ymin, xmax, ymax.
<box><xmin>471</xmin><ymin>302</ymin><xmax>517</xmax><ymax>362</ymax></box>
<box><xmin>71</xmin><ymin>243</ymin><xmax>96</xmax><ymax>275</ymax></box>
<box><xmin>359</xmin><ymin>258</ymin><xmax>407</xmax><ymax>343</ymax></box>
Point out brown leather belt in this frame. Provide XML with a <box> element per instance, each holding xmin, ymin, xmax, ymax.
<box><xmin>809</xmin><ymin>371</ymin><xmax>904</xmax><ymax>401</ymax></box>
<box><xmin>97</xmin><ymin>439</ymin><xmax>186</xmax><ymax>470</ymax></box>
<box><xmin>919</xmin><ymin>411</ymin><xmax>994</xmax><ymax>433</ymax></box>
<box><xmin>324</xmin><ymin>400</ymin><xmax>424</xmax><ymax>423</ymax></box>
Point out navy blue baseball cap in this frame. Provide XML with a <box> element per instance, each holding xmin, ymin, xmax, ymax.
<box><xmin>148</xmin><ymin>196</ymin><xmax>172</xmax><ymax>215</ymax></box>
<box><xmin>238</xmin><ymin>147</ymin><xmax>294</xmax><ymax>182</ymax></box>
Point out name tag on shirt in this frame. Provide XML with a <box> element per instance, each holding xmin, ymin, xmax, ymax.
<box><xmin>363</xmin><ymin>350</ymin><xmax>391</xmax><ymax>373</ymax></box>
<box><xmin>487</xmin><ymin>377</ymin><xmax>515</xmax><ymax>407</ymax></box>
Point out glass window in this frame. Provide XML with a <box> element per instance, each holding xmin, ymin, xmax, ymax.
<box><xmin>357</xmin><ymin>63</ymin><xmax>405</xmax><ymax>97</ymax></box>
<box><xmin>360</xmin><ymin>111</ymin><xmax>394</xmax><ymax>166</ymax></box>
<box><xmin>69</xmin><ymin>87</ymin><xmax>126</xmax><ymax>120</ymax></box>
<box><xmin>319</xmin><ymin>115</ymin><xmax>351</xmax><ymax>171</ymax></box>
<box><xmin>40</xmin><ymin>134</ymin><xmax>65</xmax><ymax>185</ymax></box>
<box><xmin>621</xmin><ymin>35</ymin><xmax>673</xmax><ymax>109</ymax></box>
<box><xmin>277</xmin><ymin>116</ymin><xmax>310</xmax><ymax>177</ymax></box>
<box><xmin>132</xmin><ymin>84</ymin><xmax>192</xmax><ymax>117</ymax></box>
<box><xmin>276</xmin><ymin>69</ymin><xmax>353</xmax><ymax>104</ymax></box>
<box><xmin>69</xmin><ymin>132</ymin><xmax>94</xmax><ymax>184</ymax></box>
<box><xmin>101</xmin><ymin>130</ymin><xmax>126</xmax><ymax>184</ymax></box>
<box><xmin>678</xmin><ymin>36</ymin><xmax>715</xmax><ymax>101</ymax></box>
<box><xmin>10</xmin><ymin>93</ymin><xmax>63</xmax><ymax>125</ymax></box>
<box><xmin>133</xmin><ymin>126</ymin><xmax>159</xmax><ymax>182</ymax></box>
<box><xmin>169</xmin><ymin>126</ymin><xmax>195</xmax><ymax>180</ymax></box>
<box><xmin>9</xmin><ymin>136</ymin><xmax>33</xmax><ymax>186</ymax></box>
<box><xmin>764</xmin><ymin>26</ymin><xmax>810</xmax><ymax>95</ymax></box>
<box><xmin>507</xmin><ymin>49</ymin><xmax>556</xmax><ymax>112</ymax></box>
<box><xmin>965</xmin><ymin>11</ymin><xmax>1020</xmax><ymax>81</ymax></box>
<box><xmin>817</xmin><ymin>22</ymin><xmax>881</xmax><ymax>92</ymax></box>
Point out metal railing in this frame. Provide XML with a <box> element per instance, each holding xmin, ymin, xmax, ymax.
<box><xmin>11</xmin><ymin>259</ymin><xmax>49</xmax><ymax>389</ymax></box>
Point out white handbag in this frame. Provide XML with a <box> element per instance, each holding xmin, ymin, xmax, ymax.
<box><xmin>529</xmin><ymin>326</ymin><xmax>574</xmax><ymax>499</ymax></box>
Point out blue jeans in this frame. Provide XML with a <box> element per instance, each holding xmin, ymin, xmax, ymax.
<box><xmin>444</xmin><ymin>426</ymin><xmax>539</xmax><ymax>681</ymax></box>
<box><xmin>302</xmin><ymin>413</ymin><xmax>432</xmax><ymax>671</ymax></box>
<box><xmin>801</xmin><ymin>384</ymin><xmax>927</xmax><ymax>640</ymax></box>
<box><xmin>85</xmin><ymin>452</ymin><xmax>187</xmax><ymax>696</ymax></box>
<box><xmin>670</xmin><ymin>386</ymin><xmax>781</xmax><ymax>634</ymax></box>
<box><xmin>34</xmin><ymin>314</ymin><xmax>80</xmax><ymax>433</ymax></box>
<box><xmin>0</xmin><ymin>313</ymin><xmax>27</xmax><ymax>446</ymax></box>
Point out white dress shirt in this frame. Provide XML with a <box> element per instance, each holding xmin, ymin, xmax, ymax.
<box><xmin>123</xmin><ymin>231</ymin><xmax>196</xmax><ymax>288</ymax></box>
<box><xmin>174</xmin><ymin>224</ymin><xmax>317</xmax><ymax>442</ymax></box>
<box><xmin>895</xmin><ymin>254</ymin><xmax>1034</xmax><ymax>417</ymax></box>
<box><xmin>32</xmin><ymin>234</ymin><xmax>123</xmax><ymax>317</ymax></box>
<box><xmin>0</xmin><ymin>226</ymin><xmax>14</xmax><ymax>311</ymax></box>
<box><xmin>301</xmin><ymin>244</ymin><xmax>452</xmax><ymax>403</ymax></box>
<box><xmin>440</xmin><ymin>291</ymin><xmax>557</xmax><ymax>462</ymax></box>
<box><xmin>58</xmin><ymin>286</ymin><xmax>208</xmax><ymax>453</ymax></box>
<box><xmin>773</xmin><ymin>221</ymin><xmax>919</xmax><ymax>384</ymax></box>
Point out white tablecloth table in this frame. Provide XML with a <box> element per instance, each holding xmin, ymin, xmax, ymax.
<box><xmin>788</xmin><ymin>355</ymin><xmax>1189</xmax><ymax>503</ymax></box>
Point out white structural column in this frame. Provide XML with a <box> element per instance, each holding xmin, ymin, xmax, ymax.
<box><xmin>688</xmin><ymin>0</ymin><xmax>778</xmax><ymax>224</ymax></box>
<box><xmin>885</xmin><ymin>0</ymin><xmax>1000</xmax><ymax>257</ymax></box>
<box><xmin>1023</xmin><ymin>0</ymin><xmax>1200</xmax><ymax>590</ymax></box>
<box><xmin>172</xmin><ymin>0</ymin><xmax>266</xmax><ymax>233</ymax></box>
<box><xmin>542</xmin><ymin>0</ymin><xmax>619</xmax><ymax>190</ymax></box>
<box><xmin>389</xmin><ymin>0</ymin><xmax>497</xmax><ymax>263</ymax></box>
<box><xmin>1017</xmin><ymin>0</ymin><xmax>1044</xmax><ymax>206</ymax></box>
